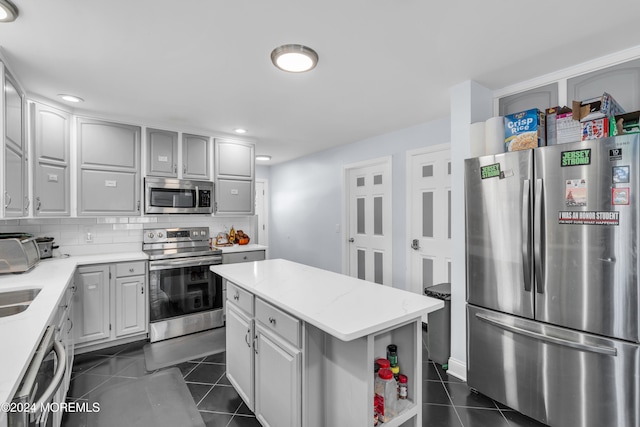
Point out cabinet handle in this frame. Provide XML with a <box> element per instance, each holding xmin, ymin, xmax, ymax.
<box><xmin>174</xmin><ymin>164</ymin><xmax>177</xmax><ymax>174</ymax></box>
<box><xmin>183</xmin><ymin>164</ymin><xmax>186</xmax><ymax>174</ymax></box>
<box><xmin>253</xmin><ymin>335</ymin><xmax>258</xmax><ymax>354</ymax></box>
<box><xmin>268</xmin><ymin>316</ymin><xmax>276</xmax><ymax>325</ymax></box>
<box><xmin>24</xmin><ymin>196</ymin><xmax>30</xmax><ymax>210</ymax></box>
<box><xmin>129</xmin><ymin>268</ymin><xmax>135</xmax><ymax>273</ymax></box>
<box><xmin>36</xmin><ymin>197</ymin><xmax>41</xmax><ymax>211</ymax></box>
<box><xmin>67</xmin><ymin>318</ymin><xmax>73</xmax><ymax>334</ymax></box>
<box><xmin>4</xmin><ymin>191</ymin><xmax>11</xmax><ymax>208</ymax></box>
<box><xmin>137</xmin><ymin>200</ymin><xmax>141</xmax><ymax>211</ymax></box>
<box><xmin>233</xmin><ymin>292</ymin><xmax>239</xmax><ymax>301</ymax></box>
<box><xmin>141</xmin><ymin>285</ymin><xmax>144</xmax><ymax>294</ymax></box>
<box><xmin>245</xmin><ymin>329</ymin><xmax>251</xmax><ymax>348</ymax></box>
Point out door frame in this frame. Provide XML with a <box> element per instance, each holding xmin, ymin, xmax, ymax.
<box><xmin>341</xmin><ymin>156</ymin><xmax>393</xmax><ymax>276</ymax></box>
<box><xmin>405</xmin><ymin>143</ymin><xmax>451</xmax><ymax>290</ymax></box>
<box><xmin>255</xmin><ymin>178</ymin><xmax>269</xmax><ymax>251</ymax></box>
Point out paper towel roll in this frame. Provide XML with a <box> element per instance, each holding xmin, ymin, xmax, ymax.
<box><xmin>469</xmin><ymin>122</ymin><xmax>485</xmax><ymax>157</ymax></box>
<box><xmin>485</xmin><ymin>116</ymin><xmax>505</xmax><ymax>155</ymax></box>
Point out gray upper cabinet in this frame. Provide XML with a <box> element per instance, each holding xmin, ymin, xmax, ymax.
<box><xmin>31</xmin><ymin>102</ymin><xmax>71</xmax><ymax>216</ymax></box>
<box><xmin>567</xmin><ymin>58</ymin><xmax>640</xmax><ymax>112</ymax></box>
<box><xmin>214</xmin><ymin>138</ymin><xmax>255</xmax><ymax>215</ymax></box>
<box><xmin>498</xmin><ymin>83</ymin><xmax>559</xmax><ymax>116</ymax></box>
<box><xmin>182</xmin><ymin>133</ymin><xmax>210</xmax><ymax>180</ymax></box>
<box><xmin>2</xmin><ymin>66</ymin><xmax>27</xmax><ymax>217</ymax></box>
<box><xmin>77</xmin><ymin>117</ymin><xmax>141</xmax><ymax>215</ymax></box>
<box><xmin>147</xmin><ymin>128</ymin><xmax>178</xmax><ymax>177</ymax></box>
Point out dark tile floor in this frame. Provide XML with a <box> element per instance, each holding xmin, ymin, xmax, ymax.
<box><xmin>61</xmin><ymin>330</ymin><xmax>548</xmax><ymax>427</ymax></box>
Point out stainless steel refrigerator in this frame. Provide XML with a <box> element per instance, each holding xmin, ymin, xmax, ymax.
<box><xmin>465</xmin><ymin>135</ymin><xmax>640</xmax><ymax>427</ymax></box>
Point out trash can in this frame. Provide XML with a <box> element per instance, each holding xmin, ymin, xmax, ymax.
<box><xmin>424</xmin><ymin>282</ymin><xmax>451</xmax><ymax>368</ymax></box>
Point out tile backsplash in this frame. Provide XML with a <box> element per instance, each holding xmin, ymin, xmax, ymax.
<box><xmin>0</xmin><ymin>216</ymin><xmax>257</xmax><ymax>256</ymax></box>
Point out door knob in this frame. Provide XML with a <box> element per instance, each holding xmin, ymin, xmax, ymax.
<box><xmin>348</xmin><ymin>238</ymin><xmax>355</xmax><ymax>243</ymax></box>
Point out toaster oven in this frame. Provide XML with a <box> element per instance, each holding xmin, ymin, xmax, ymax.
<box><xmin>0</xmin><ymin>233</ymin><xmax>40</xmax><ymax>273</ymax></box>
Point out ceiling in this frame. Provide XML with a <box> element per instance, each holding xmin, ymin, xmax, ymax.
<box><xmin>2</xmin><ymin>0</ymin><xmax>640</xmax><ymax>164</ymax></box>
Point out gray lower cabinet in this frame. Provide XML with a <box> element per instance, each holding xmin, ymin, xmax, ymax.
<box><xmin>214</xmin><ymin>138</ymin><xmax>255</xmax><ymax>215</ymax></box>
<box><xmin>3</xmin><ymin>66</ymin><xmax>28</xmax><ymax>217</ymax></box>
<box><xmin>31</xmin><ymin>102</ymin><xmax>71</xmax><ymax>216</ymax></box>
<box><xmin>73</xmin><ymin>261</ymin><xmax>148</xmax><ymax>349</ymax></box>
<box><xmin>225</xmin><ymin>281</ymin><xmax>301</xmax><ymax>427</ymax></box>
<box><xmin>182</xmin><ymin>133</ymin><xmax>210</xmax><ymax>179</ymax></box>
<box><xmin>77</xmin><ymin>118</ymin><xmax>141</xmax><ymax>215</ymax></box>
<box><xmin>147</xmin><ymin>127</ymin><xmax>178</xmax><ymax>177</ymax></box>
<box><xmin>222</xmin><ymin>250</ymin><xmax>265</xmax><ymax>264</ymax></box>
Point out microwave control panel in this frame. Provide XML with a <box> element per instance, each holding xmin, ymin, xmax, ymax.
<box><xmin>199</xmin><ymin>190</ymin><xmax>211</xmax><ymax>207</ymax></box>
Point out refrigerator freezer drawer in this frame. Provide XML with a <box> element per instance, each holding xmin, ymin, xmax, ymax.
<box><xmin>467</xmin><ymin>305</ymin><xmax>640</xmax><ymax>427</ymax></box>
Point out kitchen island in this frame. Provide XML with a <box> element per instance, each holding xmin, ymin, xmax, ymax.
<box><xmin>211</xmin><ymin>258</ymin><xmax>443</xmax><ymax>427</ymax></box>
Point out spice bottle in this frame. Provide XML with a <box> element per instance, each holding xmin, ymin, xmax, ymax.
<box><xmin>390</xmin><ymin>365</ymin><xmax>400</xmax><ymax>381</ymax></box>
<box><xmin>398</xmin><ymin>374</ymin><xmax>408</xmax><ymax>400</ymax></box>
<box><xmin>387</xmin><ymin>344</ymin><xmax>398</xmax><ymax>367</ymax></box>
<box><xmin>374</xmin><ymin>368</ymin><xmax>398</xmax><ymax>422</ymax></box>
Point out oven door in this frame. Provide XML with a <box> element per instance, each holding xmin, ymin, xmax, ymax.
<box><xmin>148</xmin><ymin>256</ymin><xmax>223</xmax><ymax>341</ymax></box>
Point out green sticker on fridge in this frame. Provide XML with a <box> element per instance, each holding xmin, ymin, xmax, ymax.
<box><xmin>480</xmin><ymin>164</ymin><xmax>500</xmax><ymax>179</ymax></box>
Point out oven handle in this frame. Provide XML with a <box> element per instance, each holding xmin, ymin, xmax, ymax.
<box><xmin>32</xmin><ymin>339</ymin><xmax>67</xmax><ymax>423</ymax></box>
<box><xmin>149</xmin><ymin>255</ymin><xmax>223</xmax><ymax>271</ymax></box>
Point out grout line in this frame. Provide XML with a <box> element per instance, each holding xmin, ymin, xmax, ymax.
<box><xmin>433</xmin><ymin>361</ymin><xmax>466</xmax><ymax>427</ymax></box>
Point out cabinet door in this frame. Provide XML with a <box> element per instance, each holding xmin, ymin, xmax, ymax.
<box><xmin>226</xmin><ymin>303</ymin><xmax>254</xmax><ymax>410</ymax></box>
<box><xmin>78</xmin><ymin>118</ymin><xmax>140</xmax><ymax>169</ymax></box>
<box><xmin>3</xmin><ymin>70</ymin><xmax>26</xmax><ymax>217</ymax></box>
<box><xmin>4</xmin><ymin>145</ymin><xmax>25</xmax><ymax>217</ymax></box>
<box><xmin>214</xmin><ymin>139</ymin><xmax>254</xmax><ymax>179</ymax></box>
<box><xmin>114</xmin><ymin>275</ymin><xmax>146</xmax><ymax>337</ymax></box>
<box><xmin>79</xmin><ymin>169</ymin><xmax>139</xmax><ymax>215</ymax></box>
<box><xmin>215</xmin><ymin>178</ymin><xmax>254</xmax><ymax>215</ymax></box>
<box><xmin>147</xmin><ymin>128</ymin><xmax>178</xmax><ymax>177</ymax></box>
<box><xmin>498</xmin><ymin>83</ymin><xmax>558</xmax><ymax>116</ymax></box>
<box><xmin>32</xmin><ymin>102</ymin><xmax>70</xmax><ymax>216</ymax></box>
<box><xmin>254</xmin><ymin>325</ymin><xmax>301</xmax><ymax>427</ymax></box>
<box><xmin>567</xmin><ymin>58</ymin><xmax>640</xmax><ymax>112</ymax></box>
<box><xmin>182</xmin><ymin>133</ymin><xmax>210</xmax><ymax>179</ymax></box>
<box><xmin>73</xmin><ymin>265</ymin><xmax>110</xmax><ymax>344</ymax></box>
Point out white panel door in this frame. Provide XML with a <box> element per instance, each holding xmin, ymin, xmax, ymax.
<box><xmin>407</xmin><ymin>144</ymin><xmax>451</xmax><ymax>300</ymax></box>
<box><xmin>346</xmin><ymin>158</ymin><xmax>392</xmax><ymax>285</ymax></box>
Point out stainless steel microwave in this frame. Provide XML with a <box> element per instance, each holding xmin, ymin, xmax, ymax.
<box><xmin>144</xmin><ymin>177</ymin><xmax>213</xmax><ymax>214</ymax></box>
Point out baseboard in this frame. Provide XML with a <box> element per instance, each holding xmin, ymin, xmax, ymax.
<box><xmin>446</xmin><ymin>356</ymin><xmax>467</xmax><ymax>382</ymax></box>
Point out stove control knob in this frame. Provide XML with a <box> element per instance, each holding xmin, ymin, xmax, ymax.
<box><xmin>147</xmin><ymin>232</ymin><xmax>155</xmax><ymax>239</ymax></box>
<box><xmin>200</xmin><ymin>230</ymin><xmax>206</xmax><ymax>236</ymax></box>
<box><xmin>158</xmin><ymin>232</ymin><xmax>164</xmax><ymax>238</ymax></box>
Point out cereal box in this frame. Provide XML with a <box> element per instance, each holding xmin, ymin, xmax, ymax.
<box><xmin>610</xmin><ymin>111</ymin><xmax>640</xmax><ymax>136</ymax></box>
<box><xmin>504</xmin><ymin>109</ymin><xmax>546</xmax><ymax>151</ymax></box>
<box><xmin>581</xmin><ymin>117</ymin><xmax>608</xmax><ymax>141</ymax></box>
<box><xmin>556</xmin><ymin>111</ymin><xmax>581</xmax><ymax>144</ymax></box>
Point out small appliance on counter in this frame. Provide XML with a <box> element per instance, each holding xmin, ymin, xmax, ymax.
<box><xmin>35</xmin><ymin>236</ymin><xmax>59</xmax><ymax>259</ymax></box>
<box><xmin>0</xmin><ymin>233</ymin><xmax>40</xmax><ymax>273</ymax></box>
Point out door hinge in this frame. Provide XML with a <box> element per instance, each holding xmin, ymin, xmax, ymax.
<box><xmin>109</xmin><ymin>271</ymin><xmax>112</xmax><ymax>280</ymax></box>
<box><xmin>109</xmin><ymin>323</ymin><xmax>112</xmax><ymax>331</ymax></box>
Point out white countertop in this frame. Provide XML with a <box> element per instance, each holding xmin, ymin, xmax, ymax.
<box><xmin>215</xmin><ymin>243</ymin><xmax>268</xmax><ymax>254</ymax></box>
<box><xmin>0</xmin><ymin>252</ymin><xmax>148</xmax><ymax>419</ymax></box>
<box><xmin>211</xmin><ymin>258</ymin><xmax>443</xmax><ymax>342</ymax></box>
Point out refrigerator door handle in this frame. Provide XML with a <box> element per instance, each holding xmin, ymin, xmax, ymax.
<box><xmin>534</xmin><ymin>178</ymin><xmax>545</xmax><ymax>294</ymax></box>
<box><xmin>522</xmin><ymin>179</ymin><xmax>532</xmax><ymax>292</ymax></box>
<box><xmin>475</xmin><ymin>312</ymin><xmax>618</xmax><ymax>356</ymax></box>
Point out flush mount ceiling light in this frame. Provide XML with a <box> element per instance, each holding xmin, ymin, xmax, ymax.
<box><xmin>256</xmin><ymin>155</ymin><xmax>271</xmax><ymax>161</ymax></box>
<box><xmin>271</xmin><ymin>44</ymin><xmax>318</xmax><ymax>73</ymax></box>
<box><xmin>234</xmin><ymin>128</ymin><xmax>248</xmax><ymax>134</ymax></box>
<box><xmin>0</xmin><ymin>0</ymin><xmax>18</xmax><ymax>22</ymax></box>
<box><xmin>58</xmin><ymin>94</ymin><xmax>84</xmax><ymax>103</ymax></box>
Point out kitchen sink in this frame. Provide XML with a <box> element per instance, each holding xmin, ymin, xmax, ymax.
<box><xmin>0</xmin><ymin>288</ymin><xmax>41</xmax><ymax>317</ymax></box>
<box><xmin>0</xmin><ymin>304</ymin><xmax>29</xmax><ymax>317</ymax></box>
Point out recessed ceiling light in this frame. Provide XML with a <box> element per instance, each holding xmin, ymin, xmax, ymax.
<box><xmin>256</xmin><ymin>155</ymin><xmax>271</xmax><ymax>161</ymax></box>
<box><xmin>0</xmin><ymin>0</ymin><xmax>18</xmax><ymax>22</ymax></box>
<box><xmin>59</xmin><ymin>94</ymin><xmax>84</xmax><ymax>103</ymax></box>
<box><xmin>271</xmin><ymin>44</ymin><xmax>318</xmax><ymax>73</ymax></box>
<box><xmin>234</xmin><ymin>128</ymin><xmax>248</xmax><ymax>134</ymax></box>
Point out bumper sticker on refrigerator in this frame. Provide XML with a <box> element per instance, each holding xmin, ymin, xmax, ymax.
<box><xmin>558</xmin><ymin>211</ymin><xmax>620</xmax><ymax>225</ymax></box>
<box><xmin>561</xmin><ymin>148</ymin><xmax>591</xmax><ymax>166</ymax></box>
<box><xmin>613</xmin><ymin>166</ymin><xmax>630</xmax><ymax>183</ymax></box>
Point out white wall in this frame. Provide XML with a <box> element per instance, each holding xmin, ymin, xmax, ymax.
<box><xmin>268</xmin><ymin>118</ymin><xmax>450</xmax><ymax>289</ymax></box>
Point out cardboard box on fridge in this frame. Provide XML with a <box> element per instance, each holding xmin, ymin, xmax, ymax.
<box><xmin>610</xmin><ymin>111</ymin><xmax>640</xmax><ymax>136</ymax></box>
<box><xmin>572</xmin><ymin>92</ymin><xmax>625</xmax><ymax>122</ymax></box>
<box><xmin>504</xmin><ymin>108</ymin><xmax>546</xmax><ymax>151</ymax></box>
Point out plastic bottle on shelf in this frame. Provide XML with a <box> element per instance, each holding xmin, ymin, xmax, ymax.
<box><xmin>398</xmin><ymin>374</ymin><xmax>408</xmax><ymax>400</ymax></box>
<box><xmin>374</xmin><ymin>368</ymin><xmax>398</xmax><ymax>422</ymax></box>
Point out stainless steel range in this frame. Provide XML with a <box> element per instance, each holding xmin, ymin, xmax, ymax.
<box><xmin>143</xmin><ymin>226</ymin><xmax>223</xmax><ymax>342</ymax></box>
